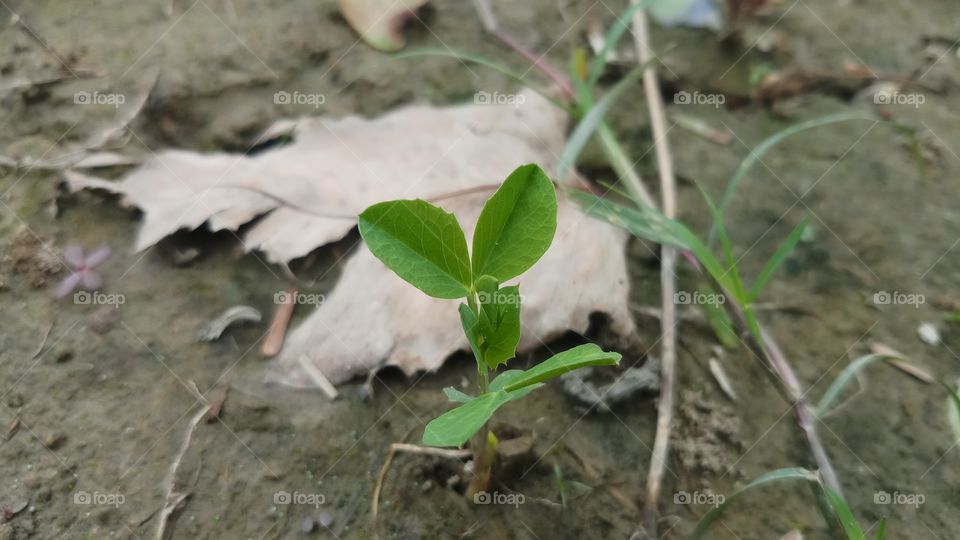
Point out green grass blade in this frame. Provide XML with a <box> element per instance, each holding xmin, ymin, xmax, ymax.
<box><xmin>824</xmin><ymin>487</ymin><xmax>867</xmax><ymax>539</ymax></box>
<box><xmin>443</xmin><ymin>386</ymin><xmax>474</xmax><ymax>403</ymax></box>
<box><xmin>701</xmin><ymin>293</ymin><xmax>739</xmax><ymax>348</ymax></box>
<box><xmin>695</xmin><ymin>182</ymin><xmax>747</xmax><ymax>304</ymax></box>
<box><xmin>748</xmin><ymin>218</ymin><xmax>809</xmax><ymax>301</ymax></box>
<box><xmin>585</xmin><ymin>0</ymin><xmax>653</xmax><ymax>90</ymax></box>
<box><xmin>566</xmin><ymin>189</ymin><xmax>682</xmax><ymax>247</ymax></box>
<box><xmin>874</xmin><ymin>518</ymin><xmax>886</xmax><ymax>540</ymax></box>
<box><xmin>567</xmin><ymin>187</ymin><xmax>735</xmax><ymax>296</ymax></box>
<box><xmin>710</xmin><ymin>112</ymin><xmax>875</xmax><ymax>246</ymax></box>
<box><xmin>396</xmin><ymin>48</ymin><xmax>569</xmax><ymax>111</ymax></box>
<box><xmin>940</xmin><ymin>381</ymin><xmax>960</xmax><ymax>446</ymax></box>
<box><xmin>693</xmin><ymin>468</ymin><xmax>819</xmax><ymax>538</ymax></box>
<box><xmin>816</xmin><ymin>354</ymin><xmax>899</xmax><ymax>415</ymax></box>
<box><xmin>558</xmin><ymin>61</ymin><xmax>650</xmax><ymax>180</ymax></box>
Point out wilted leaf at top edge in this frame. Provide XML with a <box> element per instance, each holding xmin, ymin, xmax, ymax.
<box><xmin>472</xmin><ymin>164</ymin><xmax>558</xmax><ymax>282</ymax></box>
<box><xmin>359</xmin><ymin>199</ymin><xmax>471</xmax><ymax>299</ymax></box>
<box><xmin>337</xmin><ymin>0</ymin><xmax>429</xmax><ymax>52</ymax></box>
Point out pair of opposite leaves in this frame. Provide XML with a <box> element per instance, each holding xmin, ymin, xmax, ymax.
<box><xmin>357</xmin><ymin>164</ymin><xmax>622</xmax><ymax>447</ymax></box>
<box><xmin>357</xmin><ymin>163</ymin><xmax>554</xmax><ymax>371</ymax></box>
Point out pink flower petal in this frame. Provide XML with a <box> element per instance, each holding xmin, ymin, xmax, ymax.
<box><xmin>81</xmin><ymin>270</ymin><xmax>103</xmax><ymax>290</ymax></box>
<box><xmin>84</xmin><ymin>246</ymin><xmax>112</xmax><ymax>267</ymax></box>
<box><xmin>55</xmin><ymin>272</ymin><xmax>82</xmax><ymax>299</ymax></box>
<box><xmin>63</xmin><ymin>245</ymin><xmax>85</xmax><ymax>267</ymax></box>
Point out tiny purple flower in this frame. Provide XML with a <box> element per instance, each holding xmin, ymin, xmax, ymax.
<box><xmin>56</xmin><ymin>245</ymin><xmax>111</xmax><ymax>299</ymax></box>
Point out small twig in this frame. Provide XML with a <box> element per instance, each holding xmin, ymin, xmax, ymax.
<box><xmin>30</xmin><ymin>322</ymin><xmax>53</xmax><ymax>359</ymax></box>
<box><xmin>371</xmin><ymin>442</ymin><xmax>472</xmax><ymax>521</ymax></box>
<box><xmin>261</xmin><ymin>289</ymin><xmax>295</xmax><ymax>358</ymax></box>
<box><xmin>297</xmin><ymin>354</ymin><xmax>339</xmax><ymax>399</ymax></box>
<box><xmin>3</xmin><ymin>417</ymin><xmax>20</xmax><ymax>441</ymax></box>
<box><xmin>156</xmin><ymin>406</ymin><xmax>207</xmax><ymax>540</ymax></box>
<box><xmin>630</xmin><ymin>7</ymin><xmax>679</xmax><ymax>537</ymax></box>
<box><xmin>205</xmin><ymin>386</ymin><xmax>230</xmax><ymax>423</ymax></box>
<box><xmin>10</xmin><ymin>12</ymin><xmax>81</xmax><ymax>78</ymax></box>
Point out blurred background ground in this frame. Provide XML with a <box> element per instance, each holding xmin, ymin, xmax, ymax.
<box><xmin>1</xmin><ymin>0</ymin><xmax>959</xmax><ymax>538</ymax></box>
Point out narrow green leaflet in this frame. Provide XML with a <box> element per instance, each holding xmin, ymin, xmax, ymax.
<box><xmin>423</xmin><ymin>371</ymin><xmax>541</xmax><ymax>447</ymax></box>
<box><xmin>359</xmin><ymin>199</ymin><xmax>471</xmax><ymax>299</ymax></box>
<box><xmin>477</xmin><ymin>283</ymin><xmax>522</xmax><ymax>370</ymax></box>
<box><xmin>459</xmin><ymin>304</ymin><xmax>483</xmax><ymax>369</ymax></box>
<box><xmin>816</xmin><ymin>354</ymin><xmax>897</xmax><ymax>415</ymax></box>
<box><xmin>585</xmin><ymin>0</ymin><xmax>655</xmax><ymax>89</ymax></box>
<box><xmin>941</xmin><ymin>381</ymin><xmax>960</xmax><ymax>446</ymax></box>
<box><xmin>749</xmin><ymin>218</ymin><xmax>808</xmax><ymax>301</ymax></box>
<box><xmin>502</xmin><ymin>343</ymin><xmax>622</xmax><ymax>392</ymax></box>
<box><xmin>559</xmin><ymin>62</ymin><xmax>649</xmax><ymax>180</ymax></box>
<box><xmin>693</xmin><ymin>468</ymin><xmax>819</xmax><ymax>538</ymax></box>
<box><xmin>443</xmin><ymin>386</ymin><xmax>474</xmax><ymax>403</ymax></box>
<box><xmin>874</xmin><ymin>518</ymin><xmax>886</xmax><ymax>540</ymax></box>
<box><xmin>423</xmin><ymin>392</ymin><xmax>501</xmax><ymax>447</ymax></box>
<box><xmin>710</xmin><ymin>112</ymin><xmax>876</xmax><ymax>246</ymax></box>
<box><xmin>701</xmin><ymin>294</ymin><xmax>739</xmax><ymax>348</ymax></box>
<box><xmin>395</xmin><ymin>49</ymin><xmax>569</xmax><ymax>111</ymax></box>
<box><xmin>471</xmin><ymin>164</ymin><xmax>557</xmax><ymax>282</ymax></box>
<box><xmin>824</xmin><ymin>487</ymin><xmax>867</xmax><ymax>539</ymax></box>
<box><xmin>567</xmin><ymin>189</ymin><xmax>684</xmax><ymax>248</ymax></box>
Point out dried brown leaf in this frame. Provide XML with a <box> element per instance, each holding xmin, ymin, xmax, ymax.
<box><xmin>67</xmin><ymin>90</ymin><xmax>637</xmax><ymax>386</ymax></box>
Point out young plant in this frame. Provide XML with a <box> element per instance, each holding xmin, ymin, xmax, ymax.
<box><xmin>358</xmin><ymin>163</ymin><xmax>622</xmax><ymax>495</ymax></box>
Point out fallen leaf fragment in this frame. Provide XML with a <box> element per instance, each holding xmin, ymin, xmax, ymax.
<box><xmin>337</xmin><ymin>0</ymin><xmax>429</xmax><ymax>52</ymax></box>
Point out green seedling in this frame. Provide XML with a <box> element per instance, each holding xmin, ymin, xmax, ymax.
<box><xmin>358</xmin><ymin>163</ymin><xmax>622</xmax><ymax>495</ymax></box>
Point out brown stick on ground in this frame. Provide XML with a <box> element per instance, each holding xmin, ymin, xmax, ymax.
<box><xmin>630</xmin><ymin>6</ymin><xmax>679</xmax><ymax>538</ymax></box>
<box><xmin>261</xmin><ymin>288</ymin><xmax>296</xmax><ymax>358</ymax></box>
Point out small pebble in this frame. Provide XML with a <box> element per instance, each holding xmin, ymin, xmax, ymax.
<box><xmin>918</xmin><ymin>322</ymin><xmax>941</xmax><ymax>346</ymax></box>
<box><xmin>315</xmin><ymin>511</ymin><xmax>333</xmax><ymax>528</ymax></box>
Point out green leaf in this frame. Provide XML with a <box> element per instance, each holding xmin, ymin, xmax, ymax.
<box><xmin>422</xmin><ymin>345</ymin><xmax>617</xmax><ymax>447</ymax></box>
<box><xmin>443</xmin><ymin>386</ymin><xmax>474</xmax><ymax>403</ymax></box>
<box><xmin>395</xmin><ymin>48</ymin><xmax>568</xmax><ymax>111</ymax></box>
<box><xmin>824</xmin><ymin>487</ymin><xmax>867</xmax><ymax>539</ymax></box>
<box><xmin>585</xmin><ymin>0</ymin><xmax>654</xmax><ymax>89</ymax></box>
<box><xmin>423</xmin><ymin>392</ymin><xmax>501</xmax><ymax>447</ymax></box>
<box><xmin>711</xmin><ymin>112</ymin><xmax>875</xmax><ymax>246</ymax></box>
<box><xmin>459</xmin><ymin>303</ymin><xmax>483</xmax><ymax>370</ymax></box>
<box><xmin>566</xmin><ymin>189</ymin><xmax>684</xmax><ymax>247</ymax></box>
<box><xmin>701</xmin><ymin>295</ymin><xmax>739</xmax><ymax>348</ymax></box>
<box><xmin>359</xmin><ymin>199</ymin><xmax>471</xmax><ymax>299</ymax></box>
<box><xmin>874</xmin><ymin>518</ymin><xmax>886</xmax><ymax>540</ymax></box>
<box><xmin>816</xmin><ymin>354</ymin><xmax>901</xmax><ymax>415</ymax></box>
<box><xmin>693</xmin><ymin>468</ymin><xmax>819</xmax><ymax>538</ymax></box>
<box><xmin>423</xmin><ymin>372</ymin><xmax>541</xmax><ymax>447</ymax></box>
<box><xmin>749</xmin><ymin>218</ymin><xmax>808</xmax><ymax>301</ymax></box>
<box><xmin>696</xmin><ymin>183</ymin><xmax>748</xmax><ymax>304</ymax></box>
<box><xmin>941</xmin><ymin>381</ymin><xmax>960</xmax><ymax>446</ymax></box>
<box><xmin>559</xmin><ymin>62</ymin><xmax>649</xmax><ymax>180</ymax></box>
<box><xmin>472</xmin><ymin>164</ymin><xmax>557</xmax><ymax>282</ymax></box>
<box><xmin>502</xmin><ymin>343</ymin><xmax>621</xmax><ymax>392</ymax></box>
<box><xmin>476</xmin><ymin>283</ymin><xmax>522</xmax><ymax>370</ymax></box>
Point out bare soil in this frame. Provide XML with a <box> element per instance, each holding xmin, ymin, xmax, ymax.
<box><xmin>1</xmin><ymin>1</ymin><xmax>958</xmax><ymax>538</ymax></box>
